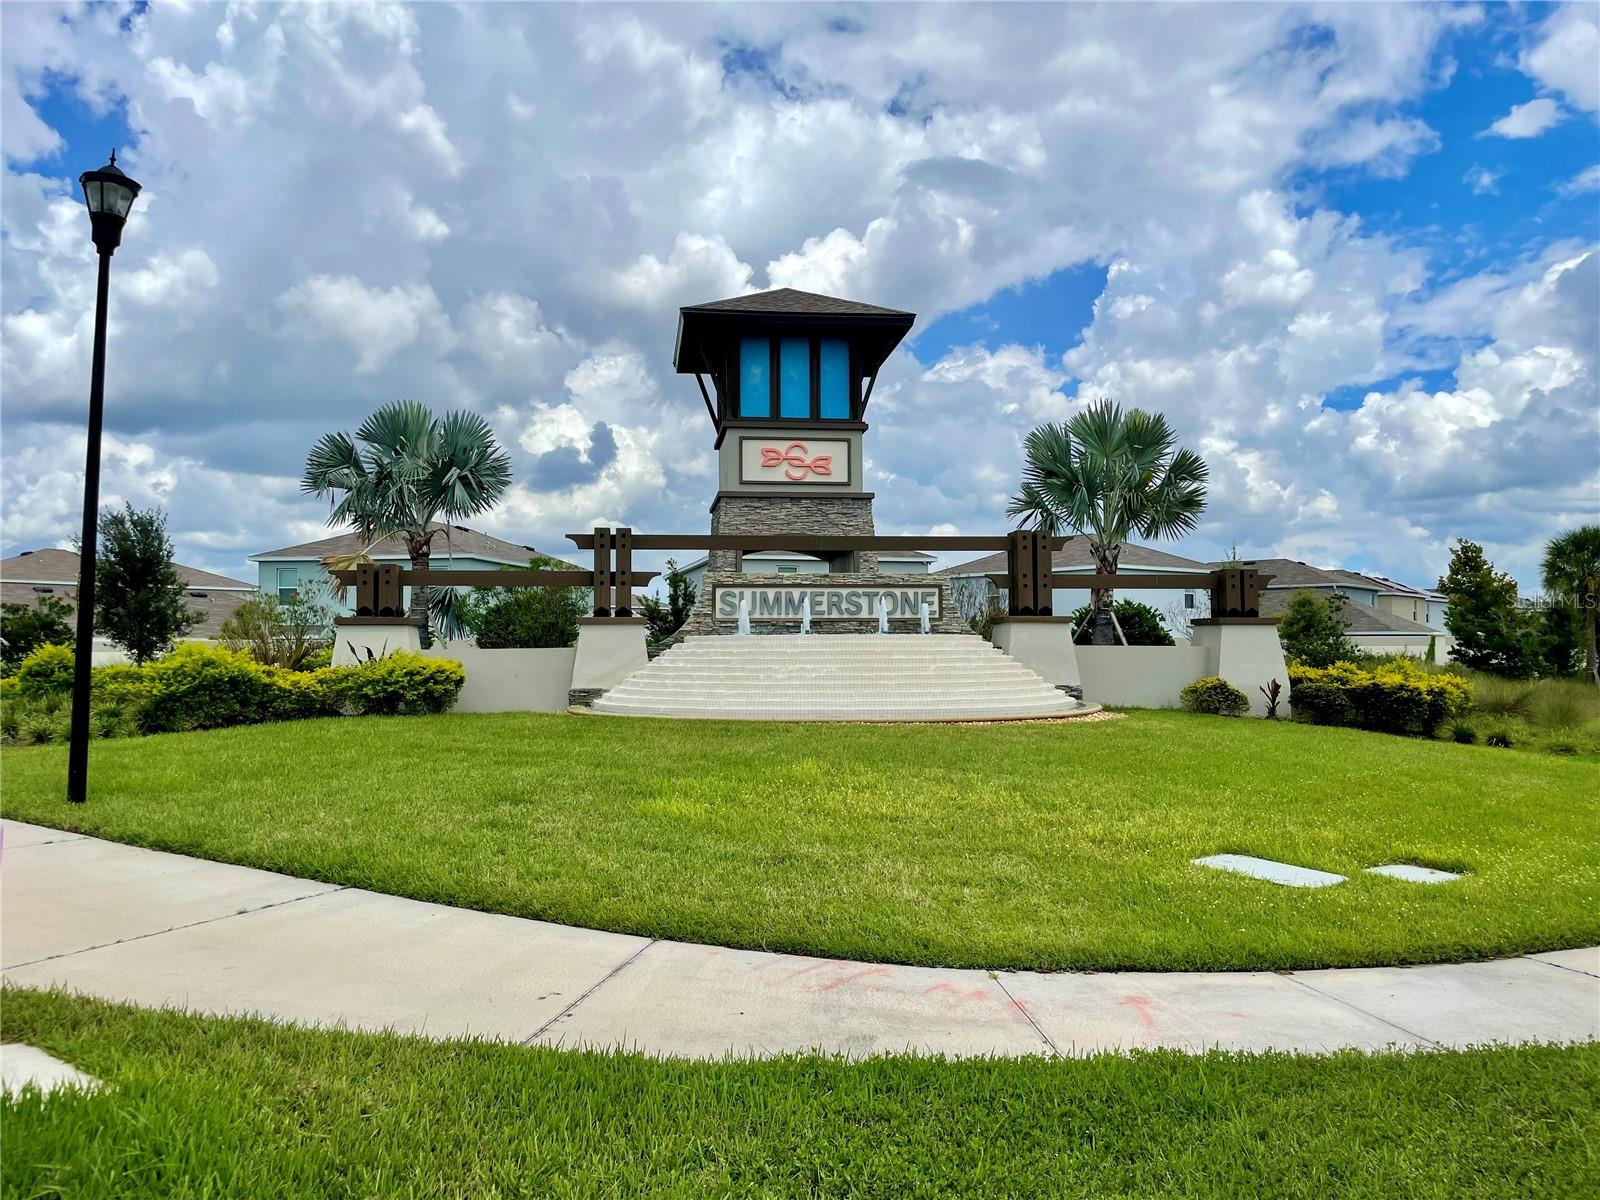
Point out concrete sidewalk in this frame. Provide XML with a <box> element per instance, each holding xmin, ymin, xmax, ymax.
<box><xmin>3</xmin><ymin>820</ymin><xmax>1596</xmax><ymax>1059</ymax></box>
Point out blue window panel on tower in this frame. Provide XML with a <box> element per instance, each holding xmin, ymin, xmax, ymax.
<box><xmin>819</xmin><ymin>339</ymin><xmax>849</xmax><ymax>418</ymax></box>
<box><xmin>740</xmin><ymin>337</ymin><xmax>770</xmax><ymax>417</ymax></box>
<box><xmin>779</xmin><ymin>338</ymin><xmax>811</xmax><ymax>417</ymax></box>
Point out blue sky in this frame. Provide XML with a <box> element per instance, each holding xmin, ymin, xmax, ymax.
<box><xmin>2</xmin><ymin>2</ymin><xmax>1596</xmax><ymax>591</ymax></box>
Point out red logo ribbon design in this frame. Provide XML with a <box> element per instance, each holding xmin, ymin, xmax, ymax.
<box><xmin>761</xmin><ymin>441</ymin><xmax>833</xmax><ymax>481</ymax></box>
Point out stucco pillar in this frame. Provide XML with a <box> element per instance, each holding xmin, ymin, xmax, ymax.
<box><xmin>569</xmin><ymin>617</ymin><xmax>649</xmax><ymax>706</ymax></box>
<box><xmin>990</xmin><ymin>617</ymin><xmax>1082</xmax><ymax>699</ymax></box>
<box><xmin>331</xmin><ymin>619</ymin><xmax>424</xmax><ymax>665</ymax></box>
<box><xmin>1189</xmin><ymin>618</ymin><xmax>1289</xmax><ymax>717</ymax></box>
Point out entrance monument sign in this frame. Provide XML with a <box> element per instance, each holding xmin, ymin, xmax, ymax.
<box><xmin>714</xmin><ymin>586</ymin><xmax>942</xmax><ymax>622</ymax></box>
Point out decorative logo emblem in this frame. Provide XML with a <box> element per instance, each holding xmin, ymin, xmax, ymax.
<box><xmin>761</xmin><ymin>441</ymin><xmax>833</xmax><ymax>480</ymax></box>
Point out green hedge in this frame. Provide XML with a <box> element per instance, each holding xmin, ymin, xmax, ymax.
<box><xmin>2</xmin><ymin>643</ymin><xmax>464</xmax><ymax>744</ymax></box>
<box><xmin>1180</xmin><ymin>676</ymin><xmax>1249</xmax><ymax>717</ymax></box>
<box><xmin>15</xmin><ymin>643</ymin><xmax>74</xmax><ymax>698</ymax></box>
<box><xmin>1288</xmin><ymin>659</ymin><xmax>1473</xmax><ymax>737</ymax></box>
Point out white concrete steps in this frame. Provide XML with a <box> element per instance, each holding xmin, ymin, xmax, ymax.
<box><xmin>591</xmin><ymin>633</ymin><xmax>1082</xmax><ymax>721</ymax></box>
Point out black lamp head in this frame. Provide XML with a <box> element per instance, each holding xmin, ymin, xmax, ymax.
<box><xmin>79</xmin><ymin>151</ymin><xmax>142</xmax><ymax>253</ymax></box>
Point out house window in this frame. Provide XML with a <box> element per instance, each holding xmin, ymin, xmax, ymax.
<box><xmin>819</xmin><ymin>339</ymin><xmax>850</xmax><ymax>418</ymax></box>
<box><xmin>1183</xmin><ymin>591</ymin><xmax>1195</xmax><ymax>610</ymax></box>
<box><xmin>779</xmin><ymin>338</ymin><xmax>810</xmax><ymax>417</ymax></box>
<box><xmin>777</xmin><ymin>565</ymin><xmax>799</xmax><ymax>574</ymax></box>
<box><xmin>739</xmin><ymin>337</ymin><xmax>771</xmax><ymax>417</ymax></box>
<box><xmin>276</xmin><ymin>567</ymin><xmax>299</xmax><ymax>603</ymax></box>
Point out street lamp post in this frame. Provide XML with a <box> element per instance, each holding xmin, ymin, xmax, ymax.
<box><xmin>67</xmin><ymin>152</ymin><xmax>141</xmax><ymax>804</ymax></box>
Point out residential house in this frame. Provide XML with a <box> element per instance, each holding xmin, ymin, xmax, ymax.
<box><xmin>1</xmin><ymin>547</ymin><xmax>258</xmax><ymax>663</ymax></box>
<box><xmin>1363</xmin><ymin>574</ymin><xmax>1449</xmax><ymax>629</ymax></box>
<box><xmin>1229</xmin><ymin>558</ymin><xmax>1452</xmax><ymax>662</ymax></box>
<box><xmin>676</xmin><ymin>549</ymin><xmax>934</xmax><ymax>597</ymax></box>
<box><xmin>249</xmin><ymin>524</ymin><xmax>545</xmax><ymax>614</ymax></box>
<box><xmin>941</xmin><ymin>539</ymin><xmax>1212</xmax><ymax>633</ymax></box>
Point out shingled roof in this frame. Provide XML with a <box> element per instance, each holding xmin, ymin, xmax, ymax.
<box><xmin>680</xmin><ymin>288</ymin><xmax>913</xmax><ymax>318</ymax></box>
<box><xmin>1257</xmin><ymin>587</ymin><xmax>1440</xmax><ymax>635</ymax></box>
<box><xmin>941</xmin><ymin>539</ymin><xmax>1211</xmax><ymax>578</ymax></box>
<box><xmin>0</xmin><ymin>548</ymin><xmax>256</xmax><ymax>639</ymax></box>
<box><xmin>252</xmin><ymin>524</ymin><xmax>539</xmax><ymax>565</ymax></box>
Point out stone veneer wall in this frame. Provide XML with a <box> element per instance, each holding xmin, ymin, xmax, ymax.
<box><xmin>675</xmin><ymin>492</ymin><xmax>972</xmax><ymax>637</ymax></box>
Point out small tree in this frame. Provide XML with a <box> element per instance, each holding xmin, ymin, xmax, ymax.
<box><xmin>1277</xmin><ymin>590</ymin><xmax>1356</xmax><ymax>667</ymax></box>
<box><xmin>219</xmin><ymin>585</ymin><xmax>336</xmax><ymax>670</ymax></box>
<box><xmin>1008</xmin><ymin>399</ymin><xmax>1208</xmax><ymax>646</ymax></box>
<box><xmin>1067</xmin><ymin>599</ymin><xmax>1174</xmax><ymax>645</ymax></box>
<box><xmin>639</xmin><ymin>559</ymin><xmax>697</xmax><ymax>645</ymax></box>
<box><xmin>461</xmin><ymin>557</ymin><xmax>586</xmax><ymax>649</ymax></box>
<box><xmin>1162</xmin><ymin>589</ymin><xmax>1210</xmax><ymax>641</ymax></box>
<box><xmin>1541</xmin><ymin>525</ymin><xmax>1600</xmax><ymax>685</ymax></box>
<box><xmin>93</xmin><ymin>505</ymin><xmax>196</xmax><ymax>664</ymax></box>
<box><xmin>302</xmin><ymin>401</ymin><xmax>513</xmax><ymax>635</ymax></box>
<box><xmin>1440</xmin><ymin>539</ymin><xmax>1540</xmax><ymax>678</ymax></box>
<box><xmin>1</xmin><ymin>595</ymin><xmax>75</xmax><ymax>670</ymax></box>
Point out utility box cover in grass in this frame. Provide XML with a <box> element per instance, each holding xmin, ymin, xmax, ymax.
<box><xmin>1193</xmin><ymin>854</ymin><xmax>1346</xmax><ymax>888</ymax></box>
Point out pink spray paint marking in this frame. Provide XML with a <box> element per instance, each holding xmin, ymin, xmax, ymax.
<box><xmin>1118</xmin><ymin>994</ymin><xmax>1161</xmax><ymax>1033</ymax></box>
<box><xmin>819</xmin><ymin>967</ymin><xmax>892</xmax><ymax>991</ymax></box>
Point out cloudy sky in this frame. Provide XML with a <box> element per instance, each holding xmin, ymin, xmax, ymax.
<box><xmin>2</xmin><ymin>1</ymin><xmax>1596</xmax><ymax>589</ymax></box>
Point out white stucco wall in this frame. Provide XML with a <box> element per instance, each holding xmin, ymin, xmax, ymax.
<box><xmin>1075</xmin><ymin>645</ymin><xmax>1212</xmax><ymax>708</ymax></box>
<box><xmin>422</xmin><ymin>644</ymin><xmax>576</xmax><ymax>713</ymax></box>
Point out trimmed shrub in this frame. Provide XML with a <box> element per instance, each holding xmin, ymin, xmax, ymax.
<box><xmin>91</xmin><ymin>663</ymin><xmax>154</xmax><ymax>708</ymax></box>
<box><xmin>297</xmin><ymin>646</ymin><xmax>334</xmax><ymax>673</ymax></box>
<box><xmin>322</xmin><ymin>652</ymin><xmax>463</xmax><ymax>716</ymax></box>
<box><xmin>1289</xmin><ymin>659</ymin><xmax>1473</xmax><ymax>737</ymax></box>
<box><xmin>1290</xmin><ymin>677</ymin><xmax>1354</xmax><ymax>726</ymax></box>
<box><xmin>1180</xmin><ymin>676</ymin><xmax>1249</xmax><ymax>717</ymax></box>
<box><xmin>266</xmin><ymin>669</ymin><xmax>336</xmax><ymax>723</ymax></box>
<box><xmin>140</xmin><ymin>644</ymin><xmax>278</xmax><ymax>733</ymax></box>
<box><xmin>15</xmin><ymin>643</ymin><xmax>75</xmax><ymax>698</ymax></box>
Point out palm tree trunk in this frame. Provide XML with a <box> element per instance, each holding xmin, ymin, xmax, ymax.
<box><xmin>1090</xmin><ymin>543</ymin><xmax>1119</xmax><ymax>646</ymax></box>
<box><xmin>407</xmin><ymin>534</ymin><xmax>432</xmax><ymax>645</ymax></box>
<box><xmin>1587</xmin><ymin>607</ymin><xmax>1598</xmax><ymax>686</ymax></box>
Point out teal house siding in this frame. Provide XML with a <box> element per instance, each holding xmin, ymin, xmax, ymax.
<box><xmin>256</xmin><ymin>555</ymin><xmax>520</xmax><ymax>615</ymax></box>
<box><xmin>250</xmin><ymin>525</ymin><xmax>546</xmax><ymax>617</ymax></box>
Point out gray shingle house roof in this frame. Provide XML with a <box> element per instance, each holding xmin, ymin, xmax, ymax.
<box><xmin>942</xmin><ymin>539</ymin><xmax>1211</xmax><ymax>578</ymax></box>
<box><xmin>252</xmin><ymin>524</ymin><xmax>539</xmax><ymax>565</ymax></box>
<box><xmin>1</xmin><ymin>548</ymin><xmax>256</xmax><ymax>639</ymax></box>
<box><xmin>1256</xmin><ymin>587</ymin><xmax>1439</xmax><ymax>635</ymax></box>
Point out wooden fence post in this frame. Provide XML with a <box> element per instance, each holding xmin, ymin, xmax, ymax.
<box><xmin>613</xmin><ymin>526</ymin><xmax>633</xmax><ymax>617</ymax></box>
<box><xmin>591</xmin><ymin>526</ymin><xmax>612</xmax><ymax>618</ymax></box>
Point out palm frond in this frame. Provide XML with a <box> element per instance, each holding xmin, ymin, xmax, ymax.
<box><xmin>301</xmin><ymin>432</ymin><xmax>366</xmax><ymax>496</ymax></box>
<box><xmin>426</xmin><ymin>586</ymin><xmax>472</xmax><ymax>641</ymax></box>
<box><xmin>1011</xmin><ymin>398</ymin><xmax>1210</xmax><ymax>551</ymax></box>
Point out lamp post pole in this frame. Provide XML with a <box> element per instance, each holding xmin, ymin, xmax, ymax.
<box><xmin>67</xmin><ymin>152</ymin><xmax>140</xmax><ymax>805</ymax></box>
<box><xmin>66</xmin><ymin>249</ymin><xmax>114</xmax><ymax>803</ymax></box>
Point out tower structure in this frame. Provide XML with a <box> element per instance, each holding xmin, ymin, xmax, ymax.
<box><xmin>671</xmin><ymin>287</ymin><xmax>967</xmax><ymax>634</ymax></box>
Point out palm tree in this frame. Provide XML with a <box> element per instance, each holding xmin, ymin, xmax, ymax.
<box><xmin>1007</xmin><ymin>399</ymin><xmax>1208</xmax><ymax>645</ymax></box>
<box><xmin>1542</xmin><ymin>525</ymin><xmax>1600</xmax><ymax>685</ymax></box>
<box><xmin>302</xmin><ymin>401</ymin><xmax>513</xmax><ymax>634</ymax></box>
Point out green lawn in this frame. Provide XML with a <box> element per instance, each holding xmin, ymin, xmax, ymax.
<box><xmin>5</xmin><ymin>989</ymin><xmax>1597</xmax><ymax>1200</ymax></box>
<box><xmin>2</xmin><ymin>710</ymin><xmax>1596</xmax><ymax>971</ymax></box>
